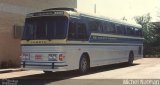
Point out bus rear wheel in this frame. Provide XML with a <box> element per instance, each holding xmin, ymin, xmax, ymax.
<box><xmin>79</xmin><ymin>55</ymin><xmax>90</xmax><ymax>74</ymax></box>
<box><xmin>128</xmin><ymin>52</ymin><xmax>134</xmax><ymax>65</ymax></box>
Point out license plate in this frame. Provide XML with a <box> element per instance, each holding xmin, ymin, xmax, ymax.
<box><xmin>35</xmin><ymin>54</ymin><xmax>42</xmax><ymax>60</ymax></box>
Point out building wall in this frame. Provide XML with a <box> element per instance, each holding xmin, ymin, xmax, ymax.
<box><xmin>0</xmin><ymin>0</ymin><xmax>77</xmax><ymax>8</ymax></box>
<box><xmin>0</xmin><ymin>0</ymin><xmax>77</xmax><ymax>68</ymax></box>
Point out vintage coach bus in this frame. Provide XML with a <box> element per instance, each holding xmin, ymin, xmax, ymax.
<box><xmin>21</xmin><ymin>8</ymin><xmax>143</xmax><ymax>74</ymax></box>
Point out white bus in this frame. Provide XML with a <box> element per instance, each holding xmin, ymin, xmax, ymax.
<box><xmin>21</xmin><ymin>8</ymin><xmax>143</xmax><ymax>74</ymax></box>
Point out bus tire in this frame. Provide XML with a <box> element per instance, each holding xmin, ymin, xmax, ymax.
<box><xmin>79</xmin><ymin>54</ymin><xmax>90</xmax><ymax>74</ymax></box>
<box><xmin>128</xmin><ymin>52</ymin><xmax>134</xmax><ymax>65</ymax></box>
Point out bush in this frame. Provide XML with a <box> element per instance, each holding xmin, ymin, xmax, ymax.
<box><xmin>144</xmin><ymin>43</ymin><xmax>160</xmax><ymax>55</ymax></box>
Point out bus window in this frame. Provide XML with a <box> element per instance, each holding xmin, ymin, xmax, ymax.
<box><xmin>88</xmin><ymin>20</ymin><xmax>102</xmax><ymax>33</ymax></box>
<box><xmin>122</xmin><ymin>25</ymin><xmax>127</xmax><ymax>35</ymax></box>
<box><xmin>126</xmin><ymin>26</ymin><xmax>135</xmax><ymax>36</ymax></box>
<box><xmin>68</xmin><ymin>22</ymin><xmax>88</xmax><ymax>41</ymax></box>
<box><xmin>68</xmin><ymin>22</ymin><xmax>76</xmax><ymax>40</ymax></box>
<box><xmin>134</xmin><ymin>28</ymin><xmax>139</xmax><ymax>36</ymax></box>
<box><xmin>135</xmin><ymin>28</ymin><xmax>143</xmax><ymax>37</ymax></box>
<box><xmin>77</xmin><ymin>23</ymin><xmax>88</xmax><ymax>40</ymax></box>
<box><xmin>98</xmin><ymin>23</ymin><xmax>103</xmax><ymax>33</ymax></box>
<box><xmin>108</xmin><ymin>22</ymin><xmax>116</xmax><ymax>34</ymax></box>
<box><xmin>22</xmin><ymin>16</ymin><xmax>68</xmax><ymax>40</ymax></box>
<box><xmin>103</xmin><ymin>22</ymin><xmax>109</xmax><ymax>34</ymax></box>
<box><xmin>139</xmin><ymin>29</ymin><xmax>143</xmax><ymax>37</ymax></box>
<box><xmin>116</xmin><ymin>24</ymin><xmax>125</xmax><ymax>35</ymax></box>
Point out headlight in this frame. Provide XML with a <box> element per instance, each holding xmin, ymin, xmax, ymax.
<box><xmin>48</xmin><ymin>54</ymin><xmax>57</xmax><ymax>61</ymax></box>
<box><xmin>22</xmin><ymin>53</ymin><xmax>30</xmax><ymax>60</ymax></box>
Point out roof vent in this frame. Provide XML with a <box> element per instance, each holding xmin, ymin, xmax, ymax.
<box><xmin>43</xmin><ymin>8</ymin><xmax>77</xmax><ymax>12</ymax></box>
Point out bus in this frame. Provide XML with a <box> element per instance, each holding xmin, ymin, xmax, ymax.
<box><xmin>21</xmin><ymin>8</ymin><xmax>143</xmax><ymax>74</ymax></box>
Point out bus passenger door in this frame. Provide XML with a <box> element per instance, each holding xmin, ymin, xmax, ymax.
<box><xmin>66</xmin><ymin>20</ymin><xmax>89</xmax><ymax>70</ymax></box>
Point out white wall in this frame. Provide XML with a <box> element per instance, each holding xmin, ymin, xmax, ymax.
<box><xmin>77</xmin><ymin>0</ymin><xmax>95</xmax><ymax>14</ymax></box>
<box><xmin>0</xmin><ymin>0</ymin><xmax>77</xmax><ymax>15</ymax></box>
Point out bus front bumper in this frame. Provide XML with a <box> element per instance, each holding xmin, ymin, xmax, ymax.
<box><xmin>21</xmin><ymin>61</ymin><xmax>68</xmax><ymax>72</ymax></box>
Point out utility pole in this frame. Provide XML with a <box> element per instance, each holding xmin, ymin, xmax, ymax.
<box><xmin>94</xmin><ymin>4</ymin><xmax>96</xmax><ymax>14</ymax></box>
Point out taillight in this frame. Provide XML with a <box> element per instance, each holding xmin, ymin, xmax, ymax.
<box><xmin>59</xmin><ymin>54</ymin><xmax>65</xmax><ymax>61</ymax></box>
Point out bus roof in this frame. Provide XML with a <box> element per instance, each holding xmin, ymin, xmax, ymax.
<box><xmin>67</xmin><ymin>11</ymin><xmax>142</xmax><ymax>28</ymax></box>
<box><xmin>27</xmin><ymin>8</ymin><xmax>142</xmax><ymax>28</ymax></box>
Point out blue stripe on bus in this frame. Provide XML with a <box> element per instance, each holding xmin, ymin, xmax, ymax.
<box><xmin>89</xmin><ymin>36</ymin><xmax>143</xmax><ymax>44</ymax></box>
<box><xmin>21</xmin><ymin>43</ymin><xmax>143</xmax><ymax>46</ymax></box>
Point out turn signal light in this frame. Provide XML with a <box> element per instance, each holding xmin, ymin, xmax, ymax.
<box><xmin>59</xmin><ymin>54</ymin><xmax>65</xmax><ymax>61</ymax></box>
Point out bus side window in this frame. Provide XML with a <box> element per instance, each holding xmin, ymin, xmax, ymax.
<box><xmin>98</xmin><ymin>23</ymin><xmax>103</xmax><ymax>33</ymax></box>
<box><xmin>77</xmin><ymin>23</ymin><xmax>88</xmax><ymax>40</ymax></box>
<box><xmin>103</xmin><ymin>22</ymin><xmax>109</xmax><ymax>34</ymax></box>
<box><xmin>116</xmin><ymin>24</ymin><xmax>124</xmax><ymax>35</ymax></box>
<box><xmin>68</xmin><ymin>22</ymin><xmax>76</xmax><ymax>40</ymax></box>
<box><xmin>139</xmin><ymin>29</ymin><xmax>143</xmax><ymax>37</ymax></box>
<box><xmin>88</xmin><ymin>20</ymin><xmax>102</xmax><ymax>33</ymax></box>
<box><xmin>68</xmin><ymin>22</ymin><xmax>88</xmax><ymax>41</ymax></box>
<box><xmin>126</xmin><ymin>26</ymin><xmax>135</xmax><ymax>36</ymax></box>
<box><xmin>134</xmin><ymin>28</ymin><xmax>139</xmax><ymax>36</ymax></box>
<box><xmin>135</xmin><ymin>28</ymin><xmax>143</xmax><ymax>37</ymax></box>
<box><xmin>122</xmin><ymin>25</ymin><xmax>126</xmax><ymax>35</ymax></box>
<box><xmin>108</xmin><ymin>22</ymin><xmax>116</xmax><ymax>34</ymax></box>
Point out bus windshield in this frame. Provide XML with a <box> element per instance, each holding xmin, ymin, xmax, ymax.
<box><xmin>22</xmin><ymin>16</ymin><xmax>68</xmax><ymax>40</ymax></box>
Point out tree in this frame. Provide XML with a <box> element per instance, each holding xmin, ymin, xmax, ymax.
<box><xmin>121</xmin><ymin>17</ymin><xmax>127</xmax><ymax>21</ymax></box>
<box><xmin>152</xmin><ymin>22</ymin><xmax>160</xmax><ymax>46</ymax></box>
<box><xmin>134</xmin><ymin>13</ymin><xmax>156</xmax><ymax>43</ymax></box>
<box><xmin>134</xmin><ymin>14</ymin><xmax>160</xmax><ymax>55</ymax></box>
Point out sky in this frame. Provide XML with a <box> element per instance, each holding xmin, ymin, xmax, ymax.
<box><xmin>77</xmin><ymin>0</ymin><xmax>160</xmax><ymax>23</ymax></box>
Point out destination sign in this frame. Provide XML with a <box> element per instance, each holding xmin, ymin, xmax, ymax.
<box><xmin>27</xmin><ymin>11</ymin><xmax>64</xmax><ymax>17</ymax></box>
<box><xmin>30</xmin><ymin>40</ymin><xmax>47</xmax><ymax>44</ymax></box>
<box><xmin>91</xmin><ymin>36</ymin><xmax>117</xmax><ymax>40</ymax></box>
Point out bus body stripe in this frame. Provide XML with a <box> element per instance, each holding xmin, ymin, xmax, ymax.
<box><xmin>91</xmin><ymin>33</ymin><xmax>144</xmax><ymax>39</ymax></box>
<box><xmin>21</xmin><ymin>43</ymin><xmax>143</xmax><ymax>46</ymax></box>
<box><xmin>21</xmin><ymin>34</ymin><xmax>143</xmax><ymax>45</ymax></box>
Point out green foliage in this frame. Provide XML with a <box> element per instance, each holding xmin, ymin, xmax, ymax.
<box><xmin>134</xmin><ymin>13</ymin><xmax>160</xmax><ymax>55</ymax></box>
<box><xmin>134</xmin><ymin>13</ymin><xmax>156</xmax><ymax>43</ymax></box>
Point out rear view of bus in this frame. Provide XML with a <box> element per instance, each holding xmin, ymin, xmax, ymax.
<box><xmin>21</xmin><ymin>8</ymin><xmax>70</xmax><ymax>72</ymax></box>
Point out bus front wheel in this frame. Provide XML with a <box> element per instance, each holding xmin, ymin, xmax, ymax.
<box><xmin>79</xmin><ymin>55</ymin><xmax>90</xmax><ymax>74</ymax></box>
